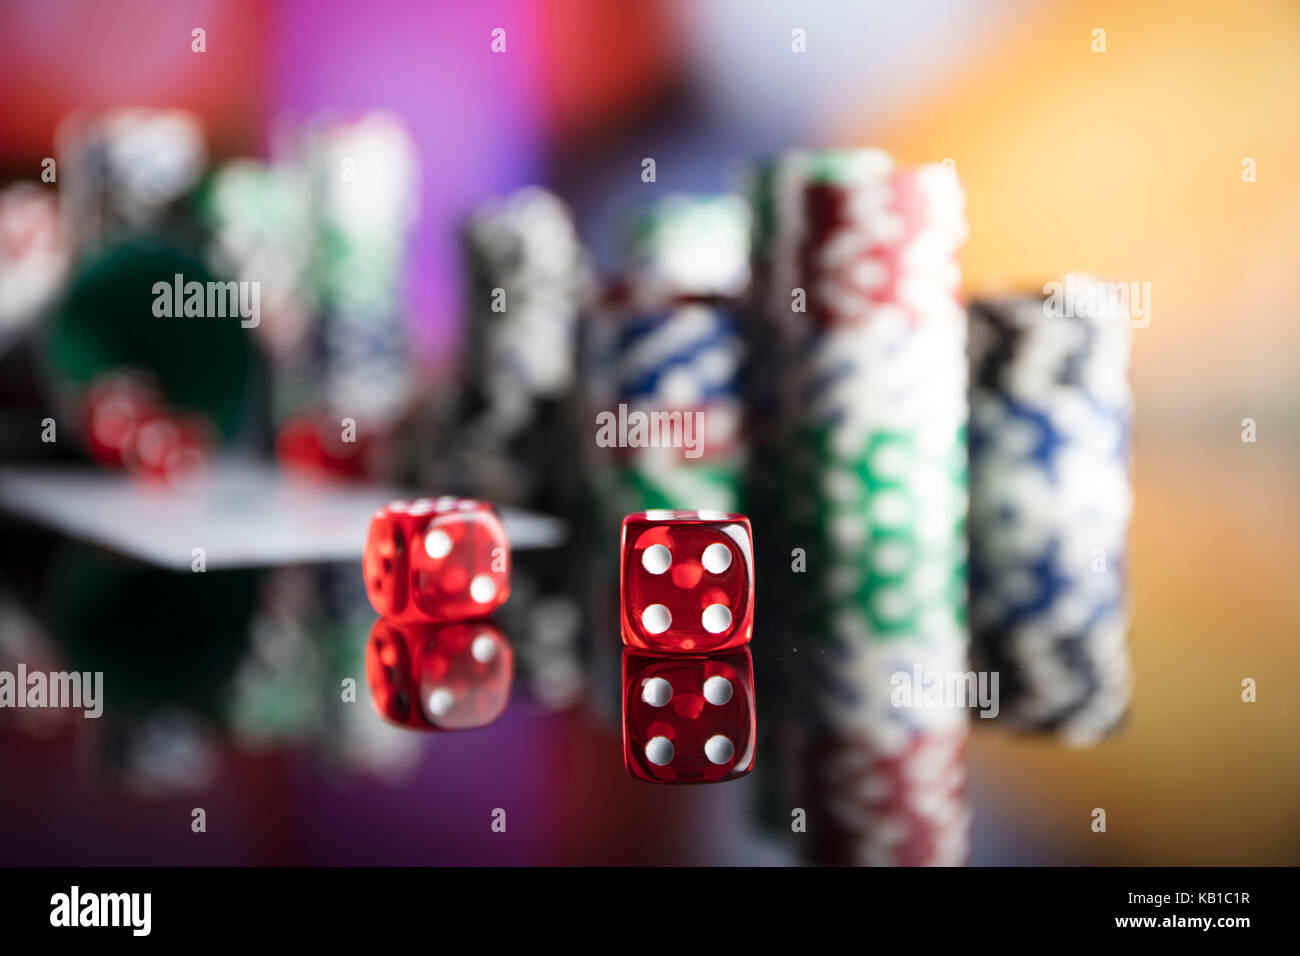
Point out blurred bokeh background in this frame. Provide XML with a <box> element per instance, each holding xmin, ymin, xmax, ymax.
<box><xmin>0</xmin><ymin>0</ymin><xmax>1297</xmax><ymax>865</ymax></box>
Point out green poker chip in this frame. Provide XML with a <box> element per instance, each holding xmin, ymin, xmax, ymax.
<box><xmin>611</xmin><ymin>459</ymin><xmax>743</xmax><ymax>515</ymax></box>
<box><xmin>784</xmin><ymin>422</ymin><xmax>967</xmax><ymax>643</ymax></box>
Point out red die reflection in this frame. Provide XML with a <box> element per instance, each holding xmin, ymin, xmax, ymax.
<box><xmin>620</xmin><ymin>510</ymin><xmax>753</xmax><ymax>652</ymax></box>
<box><xmin>365</xmin><ymin>618</ymin><xmax>422</xmax><ymax>727</ymax></box>
<box><xmin>363</xmin><ymin>497</ymin><xmax>511</xmax><ymax>622</ymax></box>
<box><xmin>622</xmin><ymin>647</ymin><xmax>756</xmax><ymax>784</ymax></box>
<box><xmin>365</xmin><ymin>618</ymin><xmax>514</xmax><ymax>731</ymax></box>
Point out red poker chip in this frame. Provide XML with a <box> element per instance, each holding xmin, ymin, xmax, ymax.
<box><xmin>793</xmin><ymin>177</ymin><xmax>964</xmax><ymax>332</ymax></box>
<box><xmin>801</xmin><ymin>729</ymin><xmax>970</xmax><ymax>866</ymax></box>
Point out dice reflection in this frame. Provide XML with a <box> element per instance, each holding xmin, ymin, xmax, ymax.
<box><xmin>622</xmin><ymin>647</ymin><xmax>755</xmax><ymax>784</ymax></box>
<box><xmin>365</xmin><ymin>618</ymin><xmax>513</xmax><ymax>731</ymax></box>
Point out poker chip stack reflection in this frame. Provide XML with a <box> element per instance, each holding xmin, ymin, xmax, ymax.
<box><xmin>56</xmin><ymin>109</ymin><xmax>207</xmax><ymax>254</ymax></box>
<box><xmin>967</xmin><ymin>280</ymin><xmax>1133</xmax><ymax>745</ymax></box>
<box><xmin>314</xmin><ymin>562</ymin><xmax>420</xmax><ymax>779</ymax></box>
<box><xmin>450</xmin><ymin>187</ymin><xmax>591</xmax><ymax>514</ymax></box>
<box><xmin>600</xmin><ymin>195</ymin><xmax>750</xmax><ymax>516</ymax></box>
<box><xmin>295</xmin><ymin>113</ymin><xmax>418</xmax><ymax>435</ymax></box>
<box><xmin>756</xmin><ymin>150</ymin><xmax>971</xmax><ymax>865</ymax></box>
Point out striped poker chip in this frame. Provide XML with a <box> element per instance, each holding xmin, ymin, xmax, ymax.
<box><xmin>796</xmin><ymin>172</ymin><xmax>965</xmax><ymax>335</ymax></box>
<box><xmin>286</xmin><ymin>112</ymin><xmax>418</xmax><ymax>431</ymax></box>
<box><xmin>967</xmin><ymin>280</ymin><xmax>1133</xmax><ymax>744</ymax></box>
<box><xmin>0</xmin><ymin>183</ymin><xmax>68</xmax><ymax>345</ymax></box>
<box><xmin>200</xmin><ymin>160</ymin><xmax>315</xmax><ymax>351</ymax></box>
<box><xmin>613</xmin><ymin>456</ymin><xmax>743</xmax><ymax>515</ymax></box>
<box><xmin>622</xmin><ymin>194</ymin><xmax>751</xmax><ymax>303</ymax></box>
<box><xmin>443</xmin><ymin>186</ymin><xmax>591</xmax><ymax>512</ymax></box>
<box><xmin>787</xmin><ymin>424</ymin><xmax>966</xmax><ymax>644</ymax></box>
<box><xmin>795</xmin><ymin>611</ymin><xmax>971</xmax><ymax>736</ymax></box>
<box><xmin>199</xmin><ymin>159</ymin><xmax>318</xmax><ymax>426</ymax></box>
<box><xmin>598</xmin><ymin>195</ymin><xmax>751</xmax><ymax>517</ymax></box>
<box><xmin>745</xmin><ymin>150</ymin><xmax>971</xmax><ymax>865</ymax></box>
<box><xmin>56</xmin><ymin>109</ymin><xmax>207</xmax><ymax>252</ymax></box>
<box><xmin>758</xmin><ymin>153</ymin><xmax>970</xmax><ymax>653</ymax></box>
<box><xmin>464</xmin><ymin>187</ymin><xmax>590</xmax><ymax>405</ymax></box>
<box><xmin>613</xmin><ymin>304</ymin><xmax>742</xmax><ymax>405</ymax></box>
<box><xmin>803</xmin><ymin>727</ymin><xmax>971</xmax><ymax>867</ymax></box>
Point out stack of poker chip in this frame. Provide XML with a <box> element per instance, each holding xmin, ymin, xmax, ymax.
<box><xmin>447</xmin><ymin>189</ymin><xmax>595</xmax><ymax>720</ymax></box>
<box><xmin>967</xmin><ymin>278</ymin><xmax>1133</xmax><ymax>745</ymax></box>
<box><xmin>751</xmin><ymin>149</ymin><xmax>972</xmax><ymax>865</ymax></box>
<box><xmin>199</xmin><ymin>159</ymin><xmax>315</xmax><ymax>421</ymax></box>
<box><xmin>0</xmin><ymin>183</ymin><xmax>68</xmax><ymax>353</ymax></box>
<box><xmin>292</xmin><ymin>112</ymin><xmax>418</xmax><ymax>435</ymax></box>
<box><xmin>599</xmin><ymin>194</ymin><xmax>750</xmax><ymax>516</ymax></box>
<box><xmin>45</xmin><ymin>110</ymin><xmax>259</xmax><ymax>458</ymax></box>
<box><xmin>55</xmin><ymin>109</ymin><xmax>207</xmax><ymax>254</ymax></box>
<box><xmin>574</xmin><ymin>195</ymin><xmax>751</xmax><ymax>728</ymax></box>
<box><xmin>447</xmin><ymin>187</ymin><xmax>591</xmax><ymax>513</ymax></box>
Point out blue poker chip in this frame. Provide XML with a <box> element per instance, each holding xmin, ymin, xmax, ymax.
<box><xmin>613</xmin><ymin>304</ymin><xmax>742</xmax><ymax>402</ymax></box>
<box><xmin>967</xmin><ymin>292</ymin><xmax>1134</xmax><ymax>741</ymax></box>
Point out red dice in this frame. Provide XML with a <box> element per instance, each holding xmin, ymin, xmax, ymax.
<box><xmin>622</xmin><ymin>647</ymin><xmax>756</xmax><ymax>784</ymax></box>
<box><xmin>366</xmin><ymin>618</ymin><xmax>513</xmax><ymax>731</ymax></box>
<box><xmin>416</xmin><ymin>621</ymin><xmax>513</xmax><ymax>731</ymax></box>
<box><xmin>82</xmin><ymin>371</ymin><xmax>213</xmax><ymax>485</ymax></box>
<box><xmin>365</xmin><ymin>617</ymin><xmax>421</xmax><ymax>727</ymax></box>
<box><xmin>620</xmin><ymin>510</ymin><xmax>754</xmax><ymax>653</ymax></box>
<box><xmin>363</xmin><ymin>497</ymin><xmax>511</xmax><ymax>621</ymax></box>
<box><xmin>83</xmin><ymin>372</ymin><xmax>163</xmax><ymax>468</ymax></box>
<box><xmin>124</xmin><ymin>411</ymin><xmax>212</xmax><ymax>485</ymax></box>
<box><xmin>276</xmin><ymin>413</ymin><xmax>383</xmax><ymax>481</ymax></box>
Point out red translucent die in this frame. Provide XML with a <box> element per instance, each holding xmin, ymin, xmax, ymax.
<box><xmin>82</xmin><ymin>372</ymin><xmax>165</xmax><ymax>468</ymax></box>
<box><xmin>620</xmin><ymin>510</ymin><xmax>754</xmax><ymax>652</ymax></box>
<box><xmin>622</xmin><ymin>647</ymin><xmax>756</xmax><ymax>784</ymax></box>
<box><xmin>123</xmin><ymin>411</ymin><xmax>212</xmax><ymax>486</ymax></box>
<box><xmin>416</xmin><ymin>620</ymin><xmax>513</xmax><ymax>730</ymax></box>
<box><xmin>365</xmin><ymin>618</ymin><xmax>514</xmax><ymax>731</ymax></box>
<box><xmin>364</xmin><ymin>618</ymin><xmax>422</xmax><ymax>727</ymax></box>
<box><xmin>363</xmin><ymin>497</ymin><xmax>511</xmax><ymax>622</ymax></box>
<box><xmin>275</xmin><ymin>414</ymin><xmax>381</xmax><ymax>481</ymax></box>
